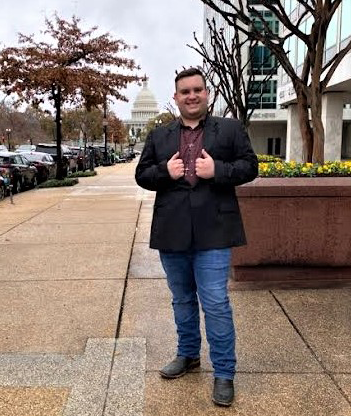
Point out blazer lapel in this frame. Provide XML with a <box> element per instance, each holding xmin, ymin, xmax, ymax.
<box><xmin>166</xmin><ymin>120</ymin><xmax>181</xmax><ymax>155</ymax></box>
<box><xmin>203</xmin><ymin>116</ymin><xmax>218</xmax><ymax>153</ymax></box>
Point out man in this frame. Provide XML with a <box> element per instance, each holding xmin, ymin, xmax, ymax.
<box><xmin>135</xmin><ymin>67</ymin><xmax>258</xmax><ymax>406</ymax></box>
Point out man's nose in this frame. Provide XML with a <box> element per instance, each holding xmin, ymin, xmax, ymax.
<box><xmin>188</xmin><ymin>90</ymin><xmax>197</xmax><ymax>99</ymax></box>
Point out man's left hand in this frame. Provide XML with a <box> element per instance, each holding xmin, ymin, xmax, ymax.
<box><xmin>195</xmin><ymin>149</ymin><xmax>215</xmax><ymax>179</ymax></box>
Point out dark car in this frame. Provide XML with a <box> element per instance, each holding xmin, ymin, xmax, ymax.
<box><xmin>21</xmin><ymin>151</ymin><xmax>57</xmax><ymax>183</ymax></box>
<box><xmin>35</xmin><ymin>144</ymin><xmax>78</xmax><ymax>176</ymax></box>
<box><xmin>96</xmin><ymin>145</ymin><xmax>114</xmax><ymax>165</ymax></box>
<box><xmin>70</xmin><ymin>147</ymin><xmax>89</xmax><ymax>171</ymax></box>
<box><xmin>88</xmin><ymin>146</ymin><xmax>103</xmax><ymax>167</ymax></box>
<box><xmin>0</xmin><ymin>151</ymin><xmax>38</xmax><ymax>193</ymax></box>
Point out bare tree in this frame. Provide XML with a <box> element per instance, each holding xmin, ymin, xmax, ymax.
<box><xmin>188</xmin><ymin>17</ymin><xmax>278</xmax><ymax>128</ymax></box>
<box><xmin>164</xmin><ymin>102</ymin><xmax>178</xmax><ymax>120</ymax></box>
<box><xmin>198</xmin><ymin>0</ymin><xmax>351</xmax><ymax>163</ymax></box>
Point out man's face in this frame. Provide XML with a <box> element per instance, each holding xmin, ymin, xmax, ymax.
<box><xmin>173</xmin><ymin>75</ymin><xmax>208</xmax><ymax>121</ymax></box>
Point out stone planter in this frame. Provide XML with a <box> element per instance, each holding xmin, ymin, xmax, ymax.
<box><xmin>232</xmin><ymin>177</ymin><xmax>351</xmax><ymax>289</ymax></box>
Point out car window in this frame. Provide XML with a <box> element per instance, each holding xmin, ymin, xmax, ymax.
<box><xmin>13</xmin><ymin>155</ymin><xmax>22</xmax><ymax>164</ymax></box>
<box><xmin>0</xmin><ymin>156</ymin><xmax>10</xmax><ymax>164</ymax></box>
<box><xmin>36</xmin><ymin>146</ymin><xmax>56</xmax><ymax>155</ymax></box>
<box><xmin>23</xmin><ymin>154</ymin><xmax>35</xmax><ymax>162</ymax></box>
<box><xmin>21</xmin><ymin>155</ymin><xmax>30</xmax><ymax>164</ymax></box>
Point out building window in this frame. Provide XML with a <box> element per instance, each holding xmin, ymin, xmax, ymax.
<box><xmin>341</xmin><ymin>0</ymin><xmax>351</xmax><ymax>41</ymax></box>
<box><xmin>248</xmin><ymin>0</ymin><xmax>278</xmax><ymax>4</ymax></box>
<box><xmin>248</xmin><ymin>80</ymin><xmax>277</xmax><ymax>109</ymax></box>
<box><xmin>326</xmin><ymin>10</ymin><xmax>338</xmax><ymax>49</ymax></box>
<box><xmin>267</xmin><ymin>137</ymin><xmax>281</xmax><ymax>155</ymax></box>
<box><xmin>250</xmin><ymin>45</ymin><xmax>278</xmax><ymax>75</ymax></box>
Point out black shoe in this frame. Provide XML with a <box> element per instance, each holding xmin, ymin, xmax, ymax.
<box><xmin>212</xmin><ymin>377</ymin><xmax>234</xmax><ymax>407</ymax></box>
<box><xmin>159</xmin><ymin>356</ymin><xmax>200</xmax><ymax>379</ymax></box>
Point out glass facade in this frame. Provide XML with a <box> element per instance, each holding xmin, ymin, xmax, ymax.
<box><xmin>251</xmin><ymin>45</ymin><xmax>278</xmax><ymax>75</ymax></box>
<box><xmin>341</xmin><ymin>0</ymin><xmax>351</xmax><ymax>43</ymax></box>
<box><xmin>250</xmin><ymin>10</ymin><xmax>279</xmax><ymax>79</ymax></box>
<box><xmin>281</xmin><ymin>2</ymin><xmax>351</xmax><ymax>78</ymax></box>
<box><xmin>248</xmin><ymin>79</ymin><xmax>277</xmax><ymax>109</ymax></box>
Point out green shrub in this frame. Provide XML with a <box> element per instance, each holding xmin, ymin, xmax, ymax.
<box><xmin>69</xmin><ymin>170</ymin><xmax>97</xmax><ymax>178</ymax></box>
<box><xmin>38</xmin><ymin>178</ymin><xmax>79</xmax><ymax>188</ymax></box>
<box><xmin>257</xmin><ymin>154</ymin><xmax>283</xmax><ymax>163</ymax></box>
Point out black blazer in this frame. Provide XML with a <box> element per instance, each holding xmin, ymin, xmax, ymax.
<box><xmin>135</xmin><ymin>116</ymin><xmax>258</xmax><ymax>251</ymax></box>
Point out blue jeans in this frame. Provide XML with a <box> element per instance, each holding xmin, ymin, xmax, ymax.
<box><xmin>159</xmin><ymin>248</ymin><xmax>236</xmax><ymax>379</ymax></box>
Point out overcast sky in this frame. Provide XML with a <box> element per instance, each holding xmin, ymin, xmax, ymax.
<box><xmin>0</xmin><ymin>0</ymin><xmax>204</xmax><ymax>120</ymax></box>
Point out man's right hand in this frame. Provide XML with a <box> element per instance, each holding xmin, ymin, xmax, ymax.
<box><xmin>167</xmin><ymin>151</ymin><xmax>184</xmax><ymax>180</ymax></box>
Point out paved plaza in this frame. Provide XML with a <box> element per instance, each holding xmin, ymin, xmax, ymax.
<box><xmin>0</xmin><ymin>161</ymin><xmax>350</xmax><ymax>415</ymax></box>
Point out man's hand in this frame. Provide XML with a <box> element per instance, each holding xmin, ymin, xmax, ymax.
<box><xmin>167</xmin><ymin>151</ymin><xmax>184</xmax><ymax>180</ymax></box>
<box><xmin>196</xmin><ymin>149</ymin><xmax>215</xmax><ymax>179</ymax></box>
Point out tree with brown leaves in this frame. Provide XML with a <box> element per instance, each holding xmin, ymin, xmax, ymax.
<box><xmin>108</xmin><ymin>114</ymin><xmax>128</xmax><ymax>150</ymax></box>
<box><xmin>199</xmin><ymin>0</ymin><xmax>351</xmax><ymax>163</ymax></box>
<box><xmin>0</xmin><ymin>13</ymin><xmax>142</xmax><ymax>178</ymax></box>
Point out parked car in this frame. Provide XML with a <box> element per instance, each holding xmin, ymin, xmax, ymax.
<box><xmin>16</xmin><ymin>144</ymin><xmax>37</xmax><ymax>153</ymax></box>
<box><xmin>115</xmin><ymin>154</ymin><xmax>127</xmax><ymax>163</ymax></box>
<box><xmin>88</xmin><ymin>146</ymin><xmax>103</xmax><ymax>167</ymax></box>
<box><xmin>0</xmin><ymin>145</ymin><xmax>8</xmax><ymax>152</ymax></box>
<box><xmin>35</xmin><ymin>144</ymin><xmax>78</xmax><ymax>176</ymax></box>
<box><xmin>70</xmin><ymin>147</ymin><xmax>89</xmax><ymax>171</ymax></box>
<box><xmin>96</xmin><ymin>145</ymin><xmax>115</xmax><ymax>165</ymax></box>
<box><xmin>20</xmin><ymin>151</ymin><xmax>57</xmax><ymax>183</ymax></box>
<box><xmin>0</xmin><ymin>151</ymin><xmax>38</xmax><ymax>193</ymax></box>
<box><xmin>0</xmin><ymin>166</ymin><xmax>11</xmax><ymax>200</ymax></box>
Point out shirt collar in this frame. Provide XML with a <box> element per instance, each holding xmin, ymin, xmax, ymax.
<box><xmin>179</xmin><ymin>113</ymin><xmax>208</xmax><ymax>130</ymax></box>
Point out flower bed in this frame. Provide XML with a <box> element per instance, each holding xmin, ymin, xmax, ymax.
<box><xmin>259</xmin><ymin>160</ymin><xmax>351</xmax><ymax>177</ymax></box>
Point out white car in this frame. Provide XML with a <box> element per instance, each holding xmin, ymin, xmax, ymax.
<box><xmin>16</xmin><ymin>144</ymin><xmax>36</xmax><ymax>152</ymax></box>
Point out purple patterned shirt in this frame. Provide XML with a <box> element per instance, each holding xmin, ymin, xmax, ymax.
<box><xmin>179</xmin><ymin>119</ymin><xmax>205</xmax><ymax>186</ymax></box>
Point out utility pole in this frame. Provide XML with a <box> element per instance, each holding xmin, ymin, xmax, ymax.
<box><xmin>103</xmin><ymin>96</ymin><xmax>108</xmax><ymax>165</ymax></box>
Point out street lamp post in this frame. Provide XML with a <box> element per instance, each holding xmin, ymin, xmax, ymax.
<box><xmin>128</xmin><ymin>135</ymin><xmax>136</xmax><ymax>155</ymax></box>
<box><xmin>5</xmin><ymin>128</ymin><xmax>11</xmax><ymax>151</ymax></box>
<box><xmin>155</xmin><ymin>119</ymin><xmax>163</xmax><ymax>128</ymax></box>
<box><xmin>103</xmin><ymin>97</ymin><xmax>108</xmax><ymax>165</ymax></box>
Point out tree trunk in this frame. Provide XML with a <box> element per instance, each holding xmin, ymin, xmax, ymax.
<box><xmin>295</xmin><ymin>89</ymin><xmax>313</xmax><ymax>162</ymax></box>
<box><xmin>54</xmin><ymin>85</ymin><xmax>64</xmax><ymax>180</ymax></box>
<box><xmin>310</xmin><ymin>85</ymin><xmax>325</xmax><ymax>164</ymax></box>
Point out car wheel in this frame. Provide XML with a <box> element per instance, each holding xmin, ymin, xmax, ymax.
<box><xmin>0</xmin><ymin>185</ymin><xmax>5</xmax><ymax>200</ymax></box>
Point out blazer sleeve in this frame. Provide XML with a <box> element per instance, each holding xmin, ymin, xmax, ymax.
<box><xmin>214</xmin><ymin>121</ymin><xmax>258</xmax><ymax>186</ymax></box>
<box><xmin>135</xmin><ymin>131</ymin><xmax>172</xmax><ymax>191</ymax></box>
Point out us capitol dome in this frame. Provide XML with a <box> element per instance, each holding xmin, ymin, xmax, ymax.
<box><xmin>124</xmin><ymin>77</ymin><xmax>159</xmax><ymax>140</ymax></box>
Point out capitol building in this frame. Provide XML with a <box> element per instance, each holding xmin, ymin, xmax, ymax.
<box><xmin>124</xmin><ymin>77</ymin><xmax>159</xmax><ymax>140</ymax></box>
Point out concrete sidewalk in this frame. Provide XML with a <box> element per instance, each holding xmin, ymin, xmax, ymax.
<box><xmin>0</xmin><ymin>161</ymin><xmax>350</xmax><ymax>416</ymax></box>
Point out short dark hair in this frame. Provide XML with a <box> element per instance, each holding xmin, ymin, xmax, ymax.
<box><xmin>175</xmin><ymin>68</ymin><xmax>206</xmax><ymax>89</ymax></box>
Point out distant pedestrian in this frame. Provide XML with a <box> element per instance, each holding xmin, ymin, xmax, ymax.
<box><xmin>135</xmin><ymin>67</ymin><xmax>258</xmax><ymax>406</ymax></box>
